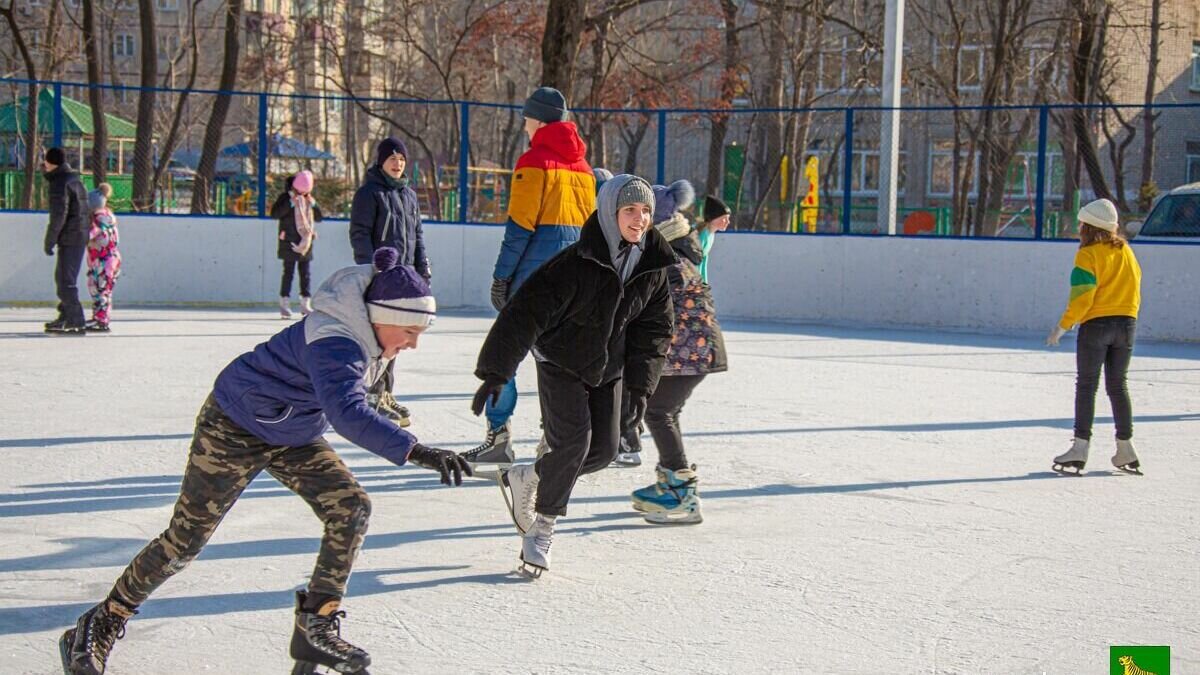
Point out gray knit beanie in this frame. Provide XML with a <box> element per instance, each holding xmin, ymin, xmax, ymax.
<box><xmin>615</xmin><ymin>177</ymin><xmax>654</xmax><ymax>213</ymax></box>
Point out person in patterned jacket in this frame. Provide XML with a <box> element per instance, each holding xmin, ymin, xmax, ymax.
<box><xmin>464</xmin><ymin>86</ymin><xmax>596</xmax><ymax>476</ymax></box>
<box><xmin>623</xmin><ymin>180</ymin><xmax>728</xmax><ymax>525</ymax></box>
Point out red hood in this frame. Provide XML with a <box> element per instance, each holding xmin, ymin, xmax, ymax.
<box><xmin>530</xmin><ymin>121</ymin><xmax>588</xmax><ymax>163</ymax></box>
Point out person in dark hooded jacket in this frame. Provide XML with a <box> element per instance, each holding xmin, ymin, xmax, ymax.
<box><xmin>471</xmin><ymin>174</ymin><xmax>674</xmax><ymax>577</ymax></box>
<box><xmin>58</xmin><ymin>248</ymin><xmax>470</xmax><ymax>675</ymax></box>
<box><xmin>41</xmin><ymin>146</ymin><xmax>90</xmax><ymax>334</ymax></box>
<box><xmin>349</xmin><ymin>137</ymin><xmax>429</xmax><ymax>426</ymax></box>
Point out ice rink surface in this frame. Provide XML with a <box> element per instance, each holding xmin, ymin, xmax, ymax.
<box><xmin>0</xmin><ymin>307</ymin><xmax>1197</xmax><ymax>674</ymax></box>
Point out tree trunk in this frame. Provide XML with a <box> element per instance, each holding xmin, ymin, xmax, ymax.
<box><xmin>1</xmin><ymin>4</ymin><xmax>40</xmax><ymax>208</ymax></box>
<box><xmin>192</xmin><ymin>0</ymin><xmax>243</xmax><ymax>214</ymax></box>
<box><xmin>752</xmin><ymin>5</ymin><xmax>786</xmax><ymax>231</ymax></box>
<box><xmin>131</xmin><ymin>0</ymin><xmax>158</xmax><ymax>211</ymax></box>
<box><xmin>1137</xmin><ymin>0</ymin><xmax>1161</xmax><ymax>211</ymax></box>
<box><xmin>585</xmin><ymin>16</ymin><xmax>610</xmax><ymax>168</ymax></box>
<box><xmin>705</xmin><ymin>0</ymin><xmax>739</xmax><ymax>199</ymax></box>
<box><xmin>151</xmin><ymin>0</ymin><xmax>202</xmax><ymax>194</ymax></box>
<box><xmin>82</xmin><ymin>0</ymin><xmax>108</xmax><ymax>183</ymax></box>
<box><xmin>1069</xmin><ymin>1</ymin><xmax>1113</xmax><ymax>202</ymax></box>
<box><xmin>540</xmin><ymin>0</ymin><xmax>585</xmax><ymax>101</ymax></box>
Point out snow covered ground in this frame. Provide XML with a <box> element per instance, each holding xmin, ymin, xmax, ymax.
<box><xmin>0</xmin><ymin>307</ymin><xmax>1197</xmax><ymax>674</ymax></box>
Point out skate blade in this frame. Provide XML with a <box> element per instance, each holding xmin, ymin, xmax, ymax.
<box><xmin>1115</xmin><ymin>464</ymin><xmax>1144</xmax><ymax>476</ymax></box>
<box><xmin>469</xmin><ymin>462</ymin><xmax>513</xmax><ymax>481</ymax></box>
<box><xmin>1052</xmin><ymin>462</ymin><xmax>1085</xmax><ymax>476</ymax></box>
<box><xmin>58</xmin><ymin>629</ymin><xmax>74</xmax><ymax>674</ymax></box>
<box><xmin>516</xmin><ymin>562</ymin><xmax>545</xmax><ymax>579</ymax></box>
<box><xmin>643</xmin><ymin>509</ymin><xmax>703</xmax><ymax>525</ymax></box>
<box><xmin>292</xmin><ymin>660</ymin><xmax>370</xmax><ymax>674</ymax></box>
<box><xmin>495</xmin><ymin>472</ymin><xmax>528</xmax><ymax>534</ymax></box>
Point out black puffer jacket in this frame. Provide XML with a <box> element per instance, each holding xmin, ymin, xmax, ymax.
<box><xmin>348</xmin><ymin>166</ymin><xmax>428</xmax><ymax>276</ymax></box>
<box><xmin>44</xmin><ymin>163</ymin><xmax>89</xmax><ymax>249</ymax></box>
<box><xmin>475</xmin><ymin>211</ymin><xmax>676</xmax><ymax>392</ymax></box>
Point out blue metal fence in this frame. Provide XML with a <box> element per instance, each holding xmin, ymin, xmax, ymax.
<box><xmin>3</xmin><ymin>76</ymin><xmax>1199</xmax><ymax>241</ymax></box>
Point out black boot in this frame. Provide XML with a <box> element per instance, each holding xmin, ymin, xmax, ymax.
<box><xmin>59</xmin><ymin>599</ymin><xmax>135</xmax><ymax>675</ymax></box>
<box><xmin>289</xmin><ymin>591</ymin><xmax>371</xmax><ymax>674</ymax></box>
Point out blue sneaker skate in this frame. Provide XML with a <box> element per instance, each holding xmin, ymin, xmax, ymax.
<box><xmin>631</xmin><ymin>465</ymin><xmax>702</xmax><ymax>524</ymax></box>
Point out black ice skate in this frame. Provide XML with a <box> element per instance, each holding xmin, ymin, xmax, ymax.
<box><xmin>462</xmin><ymin>423</ymin><xmax>514</xmax><ymax>479</ymax></box>
<box><xmin>290</xmin><ymin>591</ymin><xmax>371</xmax><ymax>675</ymax></box>
<box><xmin>58</xmin><ymin>599</ymin><xmax>135</xmax><ymax>675</ymax></box>
<box><xmin>367</xmin><ymin>391</ymin><xmax>410</xmax><ymax>427</ymax></box>
<box><xmin>45</xmin><ymin>318</ymin><xmax>87</xmax><ymax>336</ymax></box>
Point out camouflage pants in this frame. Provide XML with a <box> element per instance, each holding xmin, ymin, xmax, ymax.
<box><xmin>109</xmin><ymin>395</ymin><xmax>370</xmax><ymax>608</ymax></box>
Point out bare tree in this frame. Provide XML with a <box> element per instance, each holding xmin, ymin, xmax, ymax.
<box><xmin>192</xmin><ymin>0</ymin><xmax>243</xmax><ymax>213</ymax></box>
<box><xmin>82</xmin><ymin>0</ymin><xmax>108</xmax><ymax>183</ymax></box>
<box><xmin>131</xmin><ymin>0</ymin><xmax>157</xmax><ymax>211</ymax></box>
<box><xmin>705</xmin><ymin>0</ymin><xmax>740</xmax><ymax>198</ymax></box>
<box><xmin>0</xmin><ymin>0</ymin><xmax>40</xmax><ymax>208</ymax></box>
<box><xmin>1137</xmin><ymin>0</ymin><xmax>1161</xmax><ymax>211</ymax></box>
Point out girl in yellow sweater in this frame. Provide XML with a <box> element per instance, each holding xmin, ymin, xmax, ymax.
<box><xmin>1047</xmin><ymin>198</ymin><xmax>1143</xmax><ymax>475</ymax></box>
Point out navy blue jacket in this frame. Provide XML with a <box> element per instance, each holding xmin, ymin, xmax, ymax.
<box><xmin>349</xmin><ymin>166</ymin><xmax>429</xmax><ymax>276</ymax></box>
<box><xmin>212</xmin><ymin>266</ymin><xmax>416</xmax><ymax>464</ymax></box>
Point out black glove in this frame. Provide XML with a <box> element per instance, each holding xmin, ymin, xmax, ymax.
<box><xmin>408</xmin><ymin>443</ymin><xmax>472</xmax><ymax>486</ymax></box>
<box><xmin>44</xmin><ymin>241</ymin><xmax>55</xmax><ymax>256</ymax></box>
<box><xmin>471</xmin><ymin>377</ymin><xmax>507</xmax><ymax>416</ymax></box>
<box><xmin>490</xmin><ymin>278</ymin><xmax>510</xmax><ymax>311</ymax></box>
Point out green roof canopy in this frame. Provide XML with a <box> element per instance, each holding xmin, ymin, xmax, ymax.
<box><xmin>0</xmin><ymin>88</ymin><xmax>137</xmax><ymax>139</ymax></box>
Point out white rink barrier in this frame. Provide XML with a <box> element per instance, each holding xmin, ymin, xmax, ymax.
<box><xmin>2</xmin><ymin>212</ymin><xmax>1196</xmax><ymax>341</ymax></box>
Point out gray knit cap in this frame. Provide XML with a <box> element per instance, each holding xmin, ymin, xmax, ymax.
<box><xmin>615</xmin><ymin>176</ymin><xmax>654</xmax><ymax>212</ymax></box>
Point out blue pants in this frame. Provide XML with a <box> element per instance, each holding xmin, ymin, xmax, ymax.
<box><xmin>484</xmin><ymin>377</ymin><xmax>518</xmax><ymax>430</ymax></box>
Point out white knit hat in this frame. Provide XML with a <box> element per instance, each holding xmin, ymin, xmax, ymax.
<box><xmin>1078</xmin><ymin>198</ymin><xmax>1119</xmax><ymax>233</ymax></box>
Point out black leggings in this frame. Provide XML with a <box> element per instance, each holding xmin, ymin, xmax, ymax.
<box><xmin>644</xmin><ymin>374</ymin><xmax>706</xmax><ymax>470</ymax></box>
<box><xmin>281</xmin><ymin>259</ymin><xmax>312</xmax><ymax>298</ymax></box>
<box><xmin>1074</xmin><ymin>316</ymin><xmax>1136</xmax><ymax>441</ymax></box>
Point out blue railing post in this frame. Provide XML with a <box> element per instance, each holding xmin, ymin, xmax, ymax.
<box><xmin>52</xmin><ymin>82</ymin><xmax>64</xmax><ymax>149</ymax></box>
<box><xmin>257</xmin><ymin>93</ymin><xmax>268</xmax><ymax>217</ymax></box>
<box><xmin>458</xmin><ymin>103</ymin><xmax>470</xmax><ymax>223</ymax></box>
<box><xmin>1034</xmin><ymin>105</ymin><xmax>1049</xmax><ymax>240</ymax></box>
<box><xmin>842</xmin><ymin>108</ymin><xmax>854</xmax><ymax>235</ymax></box>
<box><xmin>656</xmin><ymin>110</ymin><xmax>667</xmax><ymax>185</ymax></box>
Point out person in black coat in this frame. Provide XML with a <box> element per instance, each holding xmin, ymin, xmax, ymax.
<box><xmin>42</xmin><ymin>147</ymin><xmax>90</xmax><ymax>334</ymax></box>
<box><xmin>349</xmin><ymin>137</ymin><xmax>429</xmax><ymax>277</ymax></box>
<box><xmin>272</xmin><ymin>170</ymin><xmax>323</xmax><ymax>318</ymax></box>
<box><xmin>471</xmin><ymin>174</ymin><xmax>675</xmax><ymax>576</ymax></box>
<box><xmin>348</xmin><ymin>137</ymin><xmax>430</xmax><ymax>425</ymax></box>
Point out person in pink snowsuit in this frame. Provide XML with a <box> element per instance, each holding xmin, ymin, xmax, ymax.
<box><xmin>85</xmin><ymin>183</ymin><xmax>121</xmax><ymax>332</ymax></box>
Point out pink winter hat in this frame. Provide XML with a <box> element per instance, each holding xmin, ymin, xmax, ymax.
<box><xmin>292</xmin><ymin>170</ymin><xmax>314</xmax><ymax>194</ymax></box>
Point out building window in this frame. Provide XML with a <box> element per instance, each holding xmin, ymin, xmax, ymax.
<box><xmin>1192</xmin><ymin>41</ymin><xmax>1200</xmax><ymax>91</ymax></box>
<box><xmin>157</xmin><ymin>34</ymin><xmax>179</xmax><ymax>58</ymax></box>
<box><xmin>156</xmin><ymin>0</ymin><xmax>178</xmax><ymax>10</ymax></box>
<box><xmin>113</xmin><ymin>33</ymin><xmax>135</xmax><ymax>58</ymax></box>
<box><xmin>1187</xmin><ymin>154</ymin><xmax>1200</xmax><ymax>183</ymax></box>
<box><xmin>928</xmin><ymin>142</ymin><xmax>979</xmax><ymax>197</ymax></box>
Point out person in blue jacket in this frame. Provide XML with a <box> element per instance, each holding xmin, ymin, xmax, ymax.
<box><xmin>58</xmin><ymin>248</ymin><xmax>470</xmax><ymax>675</ymax></box>
<box><xmin>349</xmin><ymin>137</ymin><xmax>430</xmax><ymax>427</ymax></box>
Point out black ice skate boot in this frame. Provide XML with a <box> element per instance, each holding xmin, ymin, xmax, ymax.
<box><xmin>290</xmin><ymin>591</ymin><xmax>371</xmax><ymax>674</ymax></box>
<box><xmin>58</xmin><ymin>598</ymin><xmax>136</xmax><ymax>675</ymax></box>
<box><xmin>461</xmin><ymin>422</ymin><xmax>514</xmax><ymax>479</ymax></box>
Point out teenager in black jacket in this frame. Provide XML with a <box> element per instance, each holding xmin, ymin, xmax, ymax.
<box><xmin>471</xmin><ymin>174</ymin><xmax>675</xmax><ymax>577</ymax></box>
<box><xmin>41</xmin><ymin>147</ymin><xmax>90</xmax><ymax>334</ymax></box>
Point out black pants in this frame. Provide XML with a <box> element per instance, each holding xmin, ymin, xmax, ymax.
<box><xmin>1074</xmin><ymin>316</ymin><xmax>1136</xmax><ymax>441</ymax></box>
<box><xmin>54</xmin><ymin>244</ymin><xmax>86</xmax><ymax>325</ymax></box>
<box><xmin>280</xmin><ymin>259</ymin><xmax>312</xmax><ymax>298</ymax></box>
<box><xmin>643</xmin><ymin>374</ymin><xmax>706</xmax><ymax>470</ymax></box>
<box><xmin>533</xmin><ymin>361</ymin><xmax>622</xmax><ymax>517</ymax></box>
